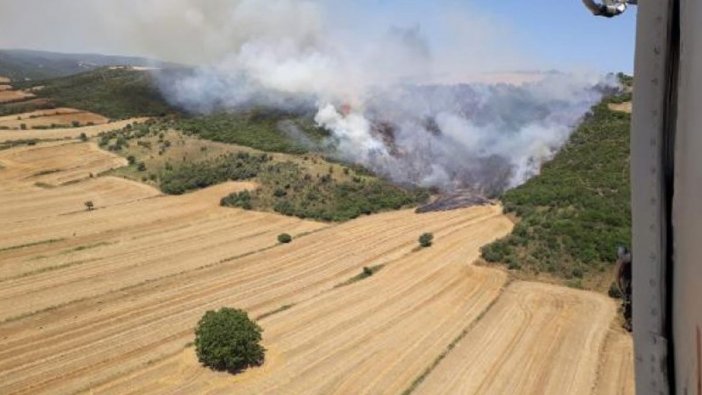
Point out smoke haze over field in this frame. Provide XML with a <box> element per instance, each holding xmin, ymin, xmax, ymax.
<box><xmin>0</xmin><ymin>0</ymin><xmax>617</xmax><ymax>192</ymax></box>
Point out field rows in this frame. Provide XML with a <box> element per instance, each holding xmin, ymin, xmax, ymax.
<box><xmin>0</xmin><ymin>118</ymin><xmax>146</xmax><ymax>144</ymax></box>
<box><xmin>0</xmin><ymin>141</ymin><xmax>633</xmax><ymax>394</ymax></box>
<box><xmin>0</xmin><ymin>107</ymin><xmax>109</xmax><ymax>129</ymax></box>
<box><xmin>415</xmin><ymin>282</ymin><xmax>615</xmax><ymax>395</ymax></box>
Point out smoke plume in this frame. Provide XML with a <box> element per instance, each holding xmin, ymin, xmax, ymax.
<box><xmin>144</xmin><ymin>1</ymin><xmax>614</xmax><ymax>194</ymax></box>
<box><xmin>0</xmin><ymin>0</ymin><xmax>617</xmax><ymax>193</ymax></box>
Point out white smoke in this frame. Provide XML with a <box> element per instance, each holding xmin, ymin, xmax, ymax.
<box><xmin>0</xmin><ymin>0</ymin><xmax>616</xmax><ymax>193</ymax></box>
<box><xmin>147</xmin><ymin>1</ymin><xmax>614</xmax><ymax>194</ymax></box>
<box><xmin>311</xmin><ymin>73</ymin><xmax>613</xmax><ymax>193</ymax></box>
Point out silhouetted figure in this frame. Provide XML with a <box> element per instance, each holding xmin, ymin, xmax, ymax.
<box><xmin>616</xmin><ymin>246</ymin><xmax>633</xmax><ymax>331</ymax></box>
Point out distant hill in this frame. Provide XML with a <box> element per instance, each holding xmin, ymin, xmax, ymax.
<box><xmin>9</xmin><ymin>67</ymin><xmax>179</xmax><ymax>119</ymax></box>
<box><xmin>0</xmin><ymin>49</ymin><xmax>178</xmax><ymax>81</ymax></box>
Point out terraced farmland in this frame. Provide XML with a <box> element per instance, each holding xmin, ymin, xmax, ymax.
<box><xmin>0</xmin><ymin>107</ymin><xmax>109</xmax><ymax>129</ymax></box>
<box><xmin>0</xmin><ymin>118</ymin><xmax>145</xmax><ymax>144</ymax></box>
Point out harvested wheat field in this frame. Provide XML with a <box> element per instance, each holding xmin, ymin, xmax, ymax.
<box><xmin>91</xmin><ymin>206</ymin><xmax>512</xmax><ymax>395</ymax></box>
<box><xmin>0</xmin><ymin>108</ymin><xmax>109</xmax><ymax>129</ymax></box>
<box><xmin>0</xmin><ymin>141</ymin><xmax>129</xmax><ymax>185</ymax></box>
<box><xmin>414</xmin><ymin>282</ymin><xmax>623</xmax><ymax>395</ymax></box>
<box><xmin>0</xmin><ymin>84</ymin><xmax>12</xmax><ymax>91</ymax></box>
<box><xmin>0</xmin><ymin>141</ymin><xmax>633</xmax><ymax>395</ymax></box>
<box><xmin>0</xmin><ymin>76</ymin><xmax>10</xmax><ymax>84</ymax></box>
<box><xmin>595</xmin><ymin>330</ymin><xmax>636</xmax><ymax>395</ymax></box>
<box><xmin>0</xmin><ymin>118</ymin><xmax>146</xmax><ymax>143</ymax></box>
<box><xmin>0</xmin><ymin>89</ymin><xmax>34</xmax><ymax>104</ymax></box>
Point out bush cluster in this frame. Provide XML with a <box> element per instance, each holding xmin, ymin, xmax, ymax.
<box><xmin>175</xmin><ymin>111</ymin><xmax>327</xmax><ymax>154</ymax></box>
<box><xmin>26</xmin><ymin>68</ymin><xmax>175</xmax><ymax>119</ymax></box>
<box><xmin>418</xmin><ymin>233</ymin><xmax>434</xmax><ymax>248</ymax></box>
<box><xmin>161</xmin><ymin>152</ymin><xmax>270</xmax><ymax>195</ymax></box>
<box><xmin>194</xmin><ymin>307</ymin><xmax>265</xmax><ymax>373</ymax></box>
<box><xmin>480</xmin><ymin>94</ymin><xmax>632</xmax><ymax>284</ymax></box>
<box><xmin>221</xmin><ymin>161</ymin><xmax>429</xmax><ymax>222</ymax></box>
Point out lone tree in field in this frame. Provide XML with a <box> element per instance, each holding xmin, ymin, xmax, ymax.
<box><xmin>419</xmin><ymin>233</ymin><xmax>434</xmax><ymax>248</ymax></box>
<box><xmin>194</xmin><ymin>307</ymin><xmax>265</xmax><ymax>373</ymax></box>
<box><xmin>277</xmin><ymin>233</ymin><xmax>292</xmax><ymax>244</ymax></box>
<box><xmin>84</xmin><ymin>201</ymin><xmax>94</xmax><ymax>211</ymax></box>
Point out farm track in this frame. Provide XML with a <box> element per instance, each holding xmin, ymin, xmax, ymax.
<box><xmin>0</xmin><ymin>140</ymin><xmax>634</xmax><ymax>394</ymax></box>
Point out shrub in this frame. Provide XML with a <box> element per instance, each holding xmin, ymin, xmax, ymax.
<box><xmin>479</xmin><ymin>98</ymin><xmax>631</xmax><ymax>285</ymax></box>
<box><xmin>419</xmin><ymin>233</ymin><xmax>434</xmax><ymax>248</ymax></box>
<box><xmin>194</xmin><ymin>307</ymin><xmax>265</xmax><ymax>373</ymax></box>
<box><xmin>161</xmin><ymin>153</ymin><xmax>266</xmax><ymax>195</ymax></box>
<box><xmin>277</xmin><ymin>233</ymin><xmax>292</xmax><ymax>244</ymax></box>
<box><xmin>608</xmin><ymin>282</ymin><xmax>622</xmax><ymax>299</ymax></box>
<box><xmin>137</xmin><ymin>162</ymin><xmax>147</xmax><ymax>172</ymax></box>
<box><xmin>72</xmin><ymin>121</ymin><xmax>80</xmax><ymax>127</ymax></box>
<box><xmin>20</xmin><ymin>123</ymin><xmax>27</xmax><ymax>130</ymax></box>
<box><xmin>221</xmin><ymin>190</ymin><xmax>253</xmax><ymax>210</ymax></box>
<box><xmin>79</xmin><ymin>132</ymin><xmax>88</xmax><ymax>142</ymax></box>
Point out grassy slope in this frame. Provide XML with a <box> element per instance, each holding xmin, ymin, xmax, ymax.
<box><xmin>481</xmin><ymin>94</ymin><xmax>631</xmax><ymax>291</ymax></box>
<box><xmin>99</xmin><ymin>124</ymin><xmax>428</xmax><ymax>222</ymax></box>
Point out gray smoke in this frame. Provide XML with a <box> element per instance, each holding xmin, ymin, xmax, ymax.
<box><xmin>314</xmin><ymin>75</ymin><xmax>614</xmax><ymax>195</ymax></box>
<box><xmin>2</xmin><ymin>0</ymin><xmax>615</xmax><ymax>193</ymax></box>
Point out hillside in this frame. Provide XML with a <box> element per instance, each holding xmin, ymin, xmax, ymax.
<box><xmin>96</xmin><ymin>123</ymin><xmax>428</xmax><ymax>222</ymax></box>
<box><xmin>15</xmin><ymin>68</ymin><xmax>177</xmax><ymax>119</ymax></box>
<box><xmin>481</xmin><ymin>88</ymin><xmax>632</xmax><ymax>291</ymax></box>
<box><xmin>0</xmin><ymin>49</ymin><xmax>175</xmax><ymax>81</ymax></box>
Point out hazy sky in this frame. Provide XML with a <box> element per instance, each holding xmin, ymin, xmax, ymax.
<box><xmin>0</xmin><ymin>0</ymin><xmax>636</xmax><ymax>74</ymax></box>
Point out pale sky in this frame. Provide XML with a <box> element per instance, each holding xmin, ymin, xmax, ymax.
<box><xmin>0</xmin><ymin>0</ymin><xmax>636</xmax><ymax>74</ymax></box>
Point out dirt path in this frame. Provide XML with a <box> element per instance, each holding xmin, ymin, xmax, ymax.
<box><xmin>414</xmin><ymin>281</ymin><xmax>616</xmax><ymax>395</ymax></box>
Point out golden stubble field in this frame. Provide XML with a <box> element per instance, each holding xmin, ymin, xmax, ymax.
<box><xmin>0</xmin><ymin>132</ymin><xmax>633</xmax><ymax>394</ymax></box>
<box><xmin>0</xmin><ymin>107</ymin><xmax>109</xmax><ymax>129</ymax></box>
